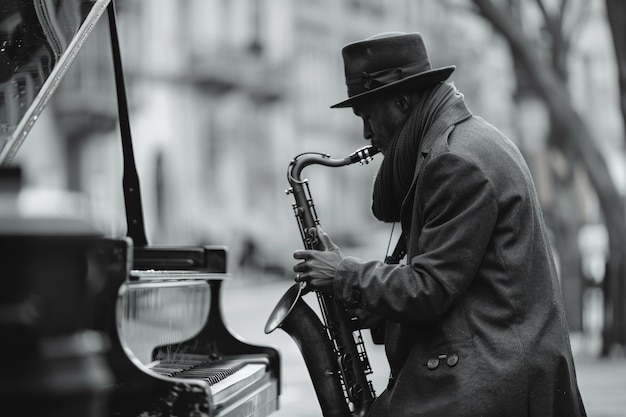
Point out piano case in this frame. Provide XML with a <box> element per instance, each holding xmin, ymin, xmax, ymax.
<box><xmin>95</xmin><ymin>2</ymin><xmax>281</xmax><ymax>415</ymax></box>
<box><xmin>91</xmin><ymin>239</ymin><xmax>280</xmax><ymax>417</ymax></box>
<box><xmin>0</xmin><ymin>0</ymin><xmax>281</xmax><ymax>415</ymax></box>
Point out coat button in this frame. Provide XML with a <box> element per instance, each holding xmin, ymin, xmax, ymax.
<box><xmin>446</xmin><ymin>353</ymin><xmax>459</xmax><ymax>367</ymax></box>
<box><xmin>426</xmin><ymin>358</ymin><xmax>440</xmax><ymax>370</ymax></box>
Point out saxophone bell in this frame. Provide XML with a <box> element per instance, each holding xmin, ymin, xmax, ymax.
<box><xmin>265</xmin><ymin>284</ymin><xmax>352</xmax><ymax>417</ymax></box>
<box><xmin>264</xmin><ymin>282</ymin><xmax>305</xmax><ymax>334</ymax></box>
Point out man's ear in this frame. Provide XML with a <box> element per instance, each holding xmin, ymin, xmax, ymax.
<box><xmin>395</xmin><ymin>94</ymin><xmax>411</xmax><ymax>112</ymax></box>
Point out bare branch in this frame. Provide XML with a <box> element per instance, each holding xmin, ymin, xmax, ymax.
<box><xmin>534</xmin><ymin>0</ymin><xmax>550</xmax><ymax>22</ymax></box>
<box><xmin>559</xmin><ymin>0</ymin><xmax>570</xmax><ymax>18</ymax></box>
<box><xmin>562</xmin><ymin>0</ymin><xmax>592</xmax><ymax>46</ymax></box>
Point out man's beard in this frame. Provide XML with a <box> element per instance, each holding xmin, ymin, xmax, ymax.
<box><xmin>371</xmin><ymin>117</ymin><xmax>417</xmax><ymax>223</ymax></box>
<box><xmin>370</xmin><ymin>82</ymin><xmax>462</xmax><ymax>223</ymax></box>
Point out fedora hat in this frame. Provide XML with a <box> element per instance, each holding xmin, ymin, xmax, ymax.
<box><xmin>331</xmin><ymin>32</ymin><xmax>455</xmax><ymax>108</ymax></box>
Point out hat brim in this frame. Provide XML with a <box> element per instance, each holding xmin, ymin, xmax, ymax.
<box><xmin>330</xmin><ymin>65</ymin><xmax>456</xmax><ymax>108</ymax></box>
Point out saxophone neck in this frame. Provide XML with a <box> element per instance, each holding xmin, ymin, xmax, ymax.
<box><xmin>286</xmin><ymin>145</ymin><xmax>380</xmax><ymax>251</ymax></box>
<box><xmin>288</xmin><ymin>145</ymin><xmax>380</xmax><ymax>184</ymax></box>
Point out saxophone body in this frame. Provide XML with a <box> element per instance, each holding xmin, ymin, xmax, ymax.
<box><xmin>265</xmin><ymin>145</ymin><xmax>379</xmax><ymax>417</ymax></box>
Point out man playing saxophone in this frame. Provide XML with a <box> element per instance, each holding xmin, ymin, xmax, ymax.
<box><xmin>292</xmin><ymin>32</ymin><xmax>587</xmax><ymax>417</ymax></box>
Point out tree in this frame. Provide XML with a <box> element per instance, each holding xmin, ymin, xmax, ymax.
<box><xmin>604</xmin><ymin>0</ymin><xmax>626</xmax><ymax>355</ymax></box>
<box><xmin>471</xmin><ymin>0</ymin><xmax>626</xmax><ymax>355</ymax></box>
<box><xmin>605</xmin><ymin>0</ymin><xmax>626</xmax><ymax>144</ymax></box>
<box><xmin>507</xmin><ymin>0</ymin><xmax>590</xmax><ymax>333</ymax></box>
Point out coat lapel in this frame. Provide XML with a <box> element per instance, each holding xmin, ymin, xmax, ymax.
<box><xmin>400</xmin><ymin>99</ymin><xmax>473</xmax><ymax>232</ymax></box>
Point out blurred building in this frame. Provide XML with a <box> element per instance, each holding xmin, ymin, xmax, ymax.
<box><xmin>20</xmin><ymin>0</ymin><xmax>504</xmax><ymax>274</ymax></box>
<box><xmin>11</xmin><ymin>0</ymin><xmax>624</xmax><ymax>344</ymax></box>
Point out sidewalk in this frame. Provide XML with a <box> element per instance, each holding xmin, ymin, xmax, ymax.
<box><xmin>227</xmin><ymin>273</ymin><xmax>626</xmax><ymax>417</ymax></box>
<box><xmin>570</xmin><ymin>330</ymin><xmax>626</xmax><ymax>417</ymax></box>
<box><xmin>575</xmin><ymin>356</ymin><xmax>626</xmax><ymax>417</ymax></box>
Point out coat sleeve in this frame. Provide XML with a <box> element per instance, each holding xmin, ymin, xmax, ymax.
<box><xmin>334</xmin><ymin>152</ymin><xmax>498</xmax><ymax>325</ymax></box>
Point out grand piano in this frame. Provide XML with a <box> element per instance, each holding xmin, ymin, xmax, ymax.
<box><xmin>0</xmin><ymin>1</ymin><xmax>281</xmax><ymax>416</ymax></box>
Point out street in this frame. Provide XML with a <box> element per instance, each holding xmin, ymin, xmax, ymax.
<box><xmin>221</xmin><ymin>271</ymin><xmax>626</xmax><ymax>417</ymax></box>
<box><xmin>222</xmin><ymin>272</ymin><xmax>388</xmax><ymax>417</ymax></box>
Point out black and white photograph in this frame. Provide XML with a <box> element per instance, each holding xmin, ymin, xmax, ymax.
<box><xmin>1</xmin><ymin>1</ymin><xmax>625</xmax><ymax>416</ymax></box>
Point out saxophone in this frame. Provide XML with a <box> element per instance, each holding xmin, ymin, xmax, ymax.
<box><xmin>265</xmin><ymin>145</ymin><xmax>380</xmax><ymax>417</ymax></box>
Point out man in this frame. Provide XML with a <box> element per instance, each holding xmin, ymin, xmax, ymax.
<box><xmin>293</xmin><ymin>32</ymin><xmax>587</xmax><ymax>417</ymax></box>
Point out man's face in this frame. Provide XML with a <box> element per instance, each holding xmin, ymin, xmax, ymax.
<box><xmin>352</xmin><ymin>94</ymin><xmax>407</xmax><ymax>155</ymax></box>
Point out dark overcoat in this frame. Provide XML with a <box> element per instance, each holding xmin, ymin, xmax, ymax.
<box><xmin>334</xmin><ymin>99</ymin><xmax>587</xmax><ymax>416</ymax></box>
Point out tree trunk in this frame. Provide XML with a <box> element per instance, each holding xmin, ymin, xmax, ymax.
<box><xmin>606</xmin><ymin>0</ymin><xmax>626</xmax><ymax>143</ymax></box>
<box><xmin>605</xmin><ymin>0</ymin><xmax>626</xmax><ymax>352</ymax></box>
<box><xmin>507</xmin><ymin>0</ymin><xmax>585</xmax><ymax>331</ymax></box>
<box><xmin>472</xmin><ymin>0</ymin><xmax>626</xmax><ymax>354</ymax></box>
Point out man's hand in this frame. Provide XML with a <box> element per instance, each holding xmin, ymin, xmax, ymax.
<box><xmin>293</xmin><ymin>226</ymin><xmax>344</xmax><ymax>293</ymax></box>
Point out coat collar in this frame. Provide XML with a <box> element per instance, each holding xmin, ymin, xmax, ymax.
<box><xmin>400</xmin><ymin>98</ymin><xmax>473</xmax><ymax>224</ymax></box>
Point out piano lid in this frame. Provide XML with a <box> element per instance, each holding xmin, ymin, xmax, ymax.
<box><xmin>0</xmin><ymin>0</ymin><xmax>110</xmax><ymax>165</ymax></box>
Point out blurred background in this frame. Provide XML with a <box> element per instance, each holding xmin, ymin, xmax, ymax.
<box><xmin>4</xmin><ymin>0</ymin><xmax>626</xmax><ymax>415</ymax></box>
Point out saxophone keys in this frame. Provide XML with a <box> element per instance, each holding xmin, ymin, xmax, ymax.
<box><xmin>349</xmin><ymin>383</ymin><xmax>364</xmax><ymax>401</ymax></box>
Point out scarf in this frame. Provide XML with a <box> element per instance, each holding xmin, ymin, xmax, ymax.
<box><xmin>372</xmin><ymin>82</ymin><xmax>464</xmax><ymax>222</ymax></box>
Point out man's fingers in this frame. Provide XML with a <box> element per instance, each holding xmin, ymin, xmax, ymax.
<box><xmin>293</xmin><ymin>273</ymin><xmax>332</xmax><ymax>293</ymax></box>
<box><xmin>293</xmin><ymin>260</ymin><xmax>307</xmax><ymax>273</ymax></box>
<box><xmin>315</xmin><ymin>226</ymin><xmax>337</xmax><ymax>251</ymax></box>
<box><xmin>293</xmin><ymin>249</ymin><xmax>310</xmax><ymax>260</ymax></box>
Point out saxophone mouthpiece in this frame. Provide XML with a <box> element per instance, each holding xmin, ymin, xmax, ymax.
<box><xmin>349</xmin><ymin>146</ymin><xmax>380</xmax><ymax>165</ymax></box>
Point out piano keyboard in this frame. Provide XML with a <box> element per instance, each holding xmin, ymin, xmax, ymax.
<box><xmin>148</xmin><ymin>354</ymin><xmax>276</xmax><ymax>411</ymax></box>
<box><xmin>151</xmin><ymin>357</ymin><xmax>248</xmax><ymax>382</ymax></box>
